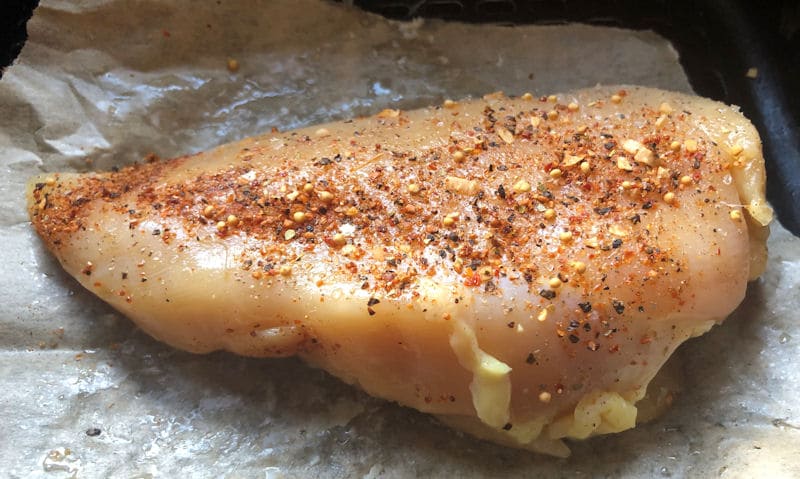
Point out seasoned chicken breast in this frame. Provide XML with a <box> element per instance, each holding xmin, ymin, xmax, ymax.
<box><xmin>27</xmin><ymin>85</ymin><xmax>772</xmax><ymax>456</ymax></box>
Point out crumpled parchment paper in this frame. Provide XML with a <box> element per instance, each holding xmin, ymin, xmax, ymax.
<box><xmin>1</xmin><ymin>1</ymin><xmax>799</xmax><ymax>477</ymax></box>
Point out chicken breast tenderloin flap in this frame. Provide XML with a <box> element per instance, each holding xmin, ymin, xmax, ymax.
<box><xmin>28</xmin><ymin>86</ymin><xmax>772</xmax><ymax>456</ymax></box>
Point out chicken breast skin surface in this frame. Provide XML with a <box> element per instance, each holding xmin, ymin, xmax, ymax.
<box><xmin>28</xmin><ymin>86</ymin><xmax>772</xmax><ymax>456</ymax></box>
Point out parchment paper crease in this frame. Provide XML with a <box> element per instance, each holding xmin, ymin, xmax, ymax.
<box><xmin>1</xmin><ymin>1</ymin><xmax>798</xmax><ymax>477</ymax></box>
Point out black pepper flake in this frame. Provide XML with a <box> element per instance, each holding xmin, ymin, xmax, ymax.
<box><xmin>502</xmin><ymin>423</ymin><xmax>513</xmax><ymax>431</ymax></box>
<box><xmin>568</xmin><ymin>334</ymin><xmax>580</xmax><ymax>344</ymax></box>
<box><xmin>642</xmin><ymin>201</ymin><xmax>653</xmax><ymax>210</ymax></box>
<box><xmin>612</xmin><ymin>238</ymin><xmax>623</xmax><ymax>249</ymax></box>
<box><xmin>507</xmin><ymin>321</ymin><xmax>515</xmax><ymax>328</ymax></box>
<box><xmin>484</xmin><ymin>280</ymin><xmax>497</xmax><ymax>293</ymax></box>
<box><xmin>612</xmin><ymin>300</ymin><xmax>625</xmax><ymax>314</ymax></box>
<box><xmin>367</xmin><ymin>297</ymin><xmax>380</xmax><ymax>307</ymax></box>
<box><xmin>629</xmin><ymin>214</ymin><xmax>641</xmax><ymax>224</ymax></box>
<box><xmin>121</xmin><ymin>272</ymin><xmax>128</xmax><ymax>280</ymax></box>
<box><xmin>594</xmin><ymin>206</ymin><xmax>613</xmax><ymax>216</ymax></box>
<box><xmin>72</xmin><ymin>197</ymin><xmax>90</xmax><ymax>207</ymax></box>
<box><xmin>316</xmin><ymin>157</ymin><xmax>333</xmax><ymax>166</ymax></box>
<box><xmin>568</xmin><ymin>320</ymin><xmax>580</xmax><ymax>331</ymax></box>
<box><xmin>496</xmin><ymin>184</ymin><xmax>506</xmax><ymax>199</ymax></box>
<box><xmin>526</xmin><ymin>353</ymin><xmax>536</xmax><ymax>364</ymax></box>
<box><xmin>578</xmin><ymin>302</ymin><xmax>592</xmax><ymax>313</ymax></box>
<box><xmin>539</xmin><ymin>289</ymin><xmax>556</xmax><ymax>300</ymax></box>
<box><xmin>367</xmin><ymin>307</ymin><xmax>376</xmax><ymax>316</ymax></box>
<box><xmin>86</xmin><ymin>428</ymin><xmax>102</xmax><ymax>437</ymax></box>
<box><xmin>638</xmin><ymin>306</ymin><xmax>645</xmax><ymax>312</ymax></box>
<box><xmin>604</xmin><ymin>142</ymin><xmax>615</xmax><ymax>150</ymax></box>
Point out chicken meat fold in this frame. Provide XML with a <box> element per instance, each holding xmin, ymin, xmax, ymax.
<box><xmin>28</xmin><ymin>86</ymin><xmax>772</xmax><ymax>455</ymax></box>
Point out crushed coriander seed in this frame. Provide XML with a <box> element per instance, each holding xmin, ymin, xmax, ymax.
<box><xmin>571</xmin><ymin>261</ymin><xmax>587</xmax><ymax>274</ymax></box>
<box><xmin>538</xmin><ymin>391</ymin><xmax>552</xmax><ymax>403</ymax></box>
<box><xmin>617</xmin><ymin>157</ymin><xmax>634</xmax><ymax>171</ymax></box>
<box><xmin>513</xmin><ymin>179</ymin><xmax>531</xmax><ymax>193</ymax></box>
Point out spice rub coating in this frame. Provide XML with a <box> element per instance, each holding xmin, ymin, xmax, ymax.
<box><xmin>27</xmin><ymin>85</ymin><xmax>772</xmax><ymax>454</ymax></box>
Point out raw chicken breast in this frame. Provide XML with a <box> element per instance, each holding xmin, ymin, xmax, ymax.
<box><xmin>27</xmin><ymin>85</ymin><xmax>772</xmax><ymax>456</ymax></box>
